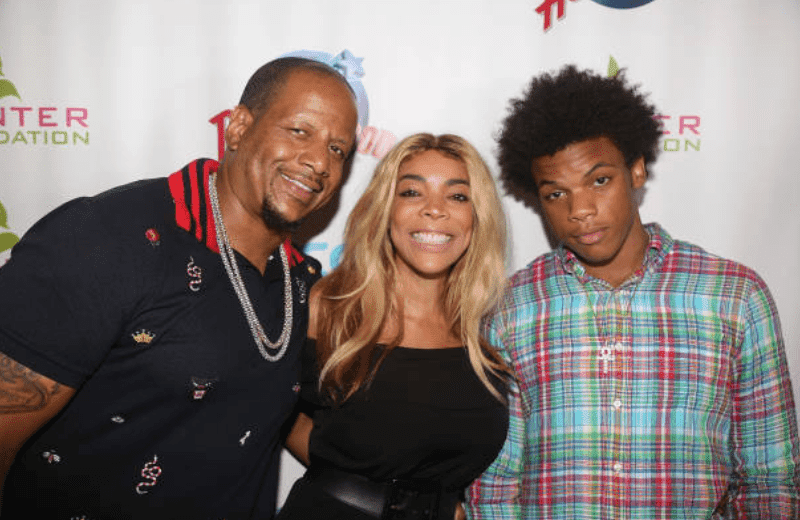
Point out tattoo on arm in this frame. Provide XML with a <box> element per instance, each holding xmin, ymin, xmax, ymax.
<box><xmin>0</xmin><ymin>353</ymin><xmax>61</xmax><ymax>414</ymax></box>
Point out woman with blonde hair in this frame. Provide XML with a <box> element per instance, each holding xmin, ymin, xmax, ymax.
<box><xmin>278</xmin><ymin>133</ymin><xmax>511</xmax><ymax>520</ymax></box>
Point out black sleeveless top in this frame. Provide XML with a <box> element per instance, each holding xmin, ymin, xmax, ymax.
<box><xmin>300</xmin><ymin>340</ymin><xmax>509</xmax><ymax>493</ymax></box>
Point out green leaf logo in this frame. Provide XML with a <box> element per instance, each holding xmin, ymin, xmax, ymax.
<box><xmin>0</xmin><ymin>79</ymin><xmax>21</xmax><ymax>100</ymax></box>
<box><xmin>608</xmin><ymin>56</ymin><xmax>620</xmax><ymax>78</ymax></box>
<box><xmin>0</xmin><ymin>200</ymin><xmax>9</xmax><ymax>228</ymax></box>
<box><xmin>0</xmin><ymin>232</ymin><xmax>20</xmax><ymax>253</ymax></box>
<box><xmin>0</xmin><ymin>201</ymin><xmax>20</xmax><ymax>254</ymax></box>
<box><xmin>0</xmin><ymin>53</ymin><xmax>21</xmax><ymax>100</ymax></box>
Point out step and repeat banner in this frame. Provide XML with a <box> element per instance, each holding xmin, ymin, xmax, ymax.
<box><xmin>2</xmin><ymin>0</ymin><xmax>799</xmax><ymax>504</ymax></box>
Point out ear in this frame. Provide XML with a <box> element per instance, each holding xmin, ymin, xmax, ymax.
<box><xmin>225</xmin><ymin>105</ymin><xmax>255</xmax><ymax>151</ymax></box>
<box><xmin>630</xmin><ymin>156</ymin><xmax>647</xmax><ymax>189</ymax></box>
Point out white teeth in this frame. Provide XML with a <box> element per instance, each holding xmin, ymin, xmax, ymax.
<box><xmin>412</xmin><ymin>232</ymin><xmax>451</xmax><ymax>245</ymax></box>
<box><xmin>282</xmin><ymin>174</ymin><xmax>313</xmax><ymax>192</ymax></box>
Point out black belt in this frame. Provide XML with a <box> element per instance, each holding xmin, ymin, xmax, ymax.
<box><xmin>305</xmin><ymin>465</ymin><xmax>460</xmax><ymax>520</ymax></box>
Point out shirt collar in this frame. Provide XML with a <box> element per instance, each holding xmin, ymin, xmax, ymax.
<box><xmin>556</xmin><ymin>222</ymin><xmax>673</xmax><ymax>286</ymax></box>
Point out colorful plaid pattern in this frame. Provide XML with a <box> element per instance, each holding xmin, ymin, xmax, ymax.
<box><xmin>467</xmin><ymin>224</ymin><xmax>800</xmax><ymax>519</ymax></box>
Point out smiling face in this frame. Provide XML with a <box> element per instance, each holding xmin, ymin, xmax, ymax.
<box><xmin>223</xmin><ymin>68</ymin><xmax>358</xmax><ymax>233</ymax></box>
<box><xmin>389</xmin><ymin>150</ymin><xmax>474</xmax><ymax>281</ymax></box>
<box><xmin>532</xmin><ymin>136</ymin><xmax>649</xmax><ymax>286</ymax></box>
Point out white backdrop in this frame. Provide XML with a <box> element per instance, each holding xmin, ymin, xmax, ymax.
<box><xmin>1</xmin><ymin>0</ymin><xmax>798</xmax><ymax>506</ymax></box>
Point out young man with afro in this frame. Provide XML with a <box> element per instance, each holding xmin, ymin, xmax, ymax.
<box><xmin>466</xmin><ymin>65</ymin><xmax>800</xmax><ymax>519</ymax></box>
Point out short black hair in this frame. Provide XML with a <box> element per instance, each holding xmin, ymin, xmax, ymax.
<box><xmin>496</xmin><ymin>65</ymin><xmax>662</xmax><ymax>195</ymax></box>
<box><xmin>238</xmin><ymin>57</ymin><xmax>354</xmax><ymax>116</ymax></box>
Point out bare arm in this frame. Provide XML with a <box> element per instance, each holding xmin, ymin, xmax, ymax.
<box><xmin>0</xmin><ymin>352</ymin><xmax>75</xmax><ymax>502</ymax></box>
<box><xmin>284</xmin><ymin>411</ymin><xmax>313</xmax><ymax>466</ymax></box>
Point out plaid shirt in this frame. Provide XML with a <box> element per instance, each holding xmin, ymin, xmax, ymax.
<box><xmin>467</xmin><ymin>224</ymin><xmax>800</xmax><ymax>519</ymax></box>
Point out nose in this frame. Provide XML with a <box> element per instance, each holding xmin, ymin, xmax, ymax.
<box><xmin>568</xmin><ymin>190</ymin><xmax>596</xmax><ymax>221</ymax></box>
<box><xmin>422</xmin><ymin>195</ymin><xmax>448</xmax><ymax>219</ymax></box>
<box><xmin>300</xmin><ymin>141</ymin><xmax>330</xmax><ymax>178</ymax></box>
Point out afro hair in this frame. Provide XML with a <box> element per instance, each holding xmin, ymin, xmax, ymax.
<box><xmin>496</xmin><ymin>65</ymin><xmax>662</xmax><ymax>195</ymax></box>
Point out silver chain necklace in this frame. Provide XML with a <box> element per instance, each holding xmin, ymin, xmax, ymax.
<box><xmin>208</xmin><ymin>173</ymin><xmax>293</xmax><ymax>362</ymax></box>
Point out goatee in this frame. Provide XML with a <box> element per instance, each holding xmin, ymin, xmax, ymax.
<box><xmin>261</xmin><ymin>200</ymin><xmax>303</xmax><ymax>233</ymax></box>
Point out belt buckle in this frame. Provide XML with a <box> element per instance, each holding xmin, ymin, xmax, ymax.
<box><xmin>384</xmin><ymin>480</ymin><xmax>439</xmax><ymax>520</ymax></box>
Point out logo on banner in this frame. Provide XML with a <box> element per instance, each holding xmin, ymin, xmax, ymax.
<box><xmin>0</xmin><ymin>55</ymin><xmax>21</xmax><ymax>101</ymax></box>
<box><xmin>535</xmin><ymin>0</ymin><xmax>659</xmax><ymax>31</ymax></box>
<box><xmin>607</xmin><ymin>56</ymin><xmax>701</xmax><ymax>154</ymax></box>
<box><xmin>0</xmin><ymin>52</ymin><xmax>90</xmax><ymax>147</ymax></box>
<box><xmin>0</xmin><ymin>200</ymin><xmax>21</xmax><ymax>266</ymax></box>
<box><xmin>208</xmin><ymin>49</ymin><xmax>396</xmax><ymax>164</ymax></box>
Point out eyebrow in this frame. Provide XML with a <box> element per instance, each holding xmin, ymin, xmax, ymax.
<box><xmin>398</xmin><ymin>174</ymin><xmax>470</xmax><ymax>186</ymax></box>
<box><xmin>331</xmin><ymin>135</ymin><xmax>353</xmax><ymax>147</ymax></box>
<box><xmin>294</xmin><ymin>117</ymin><xmax>353</xmax><ymax>150</ymax></box>
<box><xmin>536</xmin><ymin>162</ymin><xmax>613</xmax><ymax>188</ymax></box>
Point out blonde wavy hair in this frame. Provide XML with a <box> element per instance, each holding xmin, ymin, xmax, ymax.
<box><xmin>313</xmin><ymin>133</ymin><xmax>510</xmax><ymax>403</ymax></box>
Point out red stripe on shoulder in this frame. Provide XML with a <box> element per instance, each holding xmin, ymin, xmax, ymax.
<box><xmin>188</xmin><ymin>161</ymin><xmax>202</xmax><ymax>243</ymax></box>
<box><xmin>169</xmin><ymin>159</ymin><xmax>221</xmax><ymax>252</ymax></box>
<box><xmin>168</xmin><ymin>168</ymin><xmax>191</xmax><ymax>232</ymax></box>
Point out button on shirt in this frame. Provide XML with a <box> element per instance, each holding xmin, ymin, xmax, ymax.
<box><xmin>467</xmin><ymin>224</ymin><xmax>800</xmax><ymax>520</ymax></box>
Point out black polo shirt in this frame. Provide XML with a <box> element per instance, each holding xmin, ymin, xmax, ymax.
<box><xmin>0</xmin><ymin>159</ymin><xmax>320</xmax><ymax>519</ymax></box>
